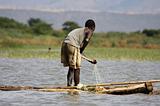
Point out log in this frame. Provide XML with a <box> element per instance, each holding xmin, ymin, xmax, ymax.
<box><xmin>0</xmin><ymin>85</ymin><xmax>77</xmax><ymax>91</ymax></box>
<box><xmin>0</xmin><ymin>86</ymin><xmax>35</xmax><ymax>91</ymax></box>
<box><xmin>79</xmin><ymin>83</ymin><xmax>153</xmax><ymax>95</ymax></box>
<box><xmin>86</xmin><ymin>80</ymin><xmax>160</xmax><ymax>87</ymax></box>
<box><xmin>97</xmin><ymin>82</ymin><xmax>153</xmax><ymax>95</ymax></box>
<box><xmin>37</xmin><ymin>88</ymin><xmax>80</xmax><ymax>95</ymax></box>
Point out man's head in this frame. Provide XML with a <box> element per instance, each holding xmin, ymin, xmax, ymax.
<box><xmin>85</xmin><ymin>19</ymin><xmax>95</xmax><ymax>31</ymax></box>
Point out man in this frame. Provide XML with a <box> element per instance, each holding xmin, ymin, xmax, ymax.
<box><xmin>61</xmin><ymin>19</ymin><xmax>97</xmax><ymax>86</ymax></box>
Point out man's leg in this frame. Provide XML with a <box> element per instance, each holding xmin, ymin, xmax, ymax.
<box><xmin>67</xmin><ymin>67</ymin><xmax>74</xmax><ymax>86</ymax></box>
<box><xmin>74</xmin><ymin>68</ymin><xmax>80</xmax><ymax>86</ymax></box>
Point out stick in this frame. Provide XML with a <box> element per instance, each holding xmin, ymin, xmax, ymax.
<box><xmin>86</xmin><ymin>80</ymin><xmax>160</xmax><ymax>87</ymax></box>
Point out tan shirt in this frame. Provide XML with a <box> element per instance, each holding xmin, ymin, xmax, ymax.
<box><xmin>64</xmin><ymin>28</ymin><xmax>85</xmax><ymax>48</ymax></box>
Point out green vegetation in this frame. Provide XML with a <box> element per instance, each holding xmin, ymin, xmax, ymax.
<box><xmin>142</xmin><ymin>29</ymin><xmax>160</xmax><ymax>37</ymax></box>
<box><xmin>85</xmin><ymin>48</ymin><xmax>160</xmax><ymax>61</ymax></box>
<box><xmin>0</xmin><ymin>17</ymin><xmax>160</xmax><ymax>61</ymax></box>
<box><xmin>0</xmin><ymin>47</ymin><xmax>159</xmax><ymax>61</ymax></box>
<box><xmin>62</xmin><ymin>21</ymin><xmax>80</xmax><ymax>34</ymax></box>
<box><xmin>28</xmin><ymin>18</ymin><xmax>53</xmax><ymax>35</ymax></box>
<box><xmin>0</xmin><ymin>47</ymin><xmax>60</xmax><ymax>59</ymax></box>
<box><xmin>91</xmin><ymin>31</ymin><xmax>160</xmax><ymax>49</ymax></box>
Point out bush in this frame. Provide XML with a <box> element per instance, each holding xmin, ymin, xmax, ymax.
<box><xmin>142</xmin><ymin>29</ymin><xmax>160</xmax><ymax>37</ymax></box>
<box><xmin>52</xmin><ymin>30</ymin><xmax>65</xmax><ymax>38</ymax></box>
<box><xmin>0</xmin><ymin>17</ymin><xmax>32</xmax><ymax>37</ymax></box>
<box><xmin>0</xmin><ymin>17</ymin><xmax>27</xmax><ymax>29</ymax></box>
<box><xmin>28</xmin><ymin>18</ymin><xmax>53</xmax><ymax>35</ymax></box>
<box><xmin>62</xmin><ymin>21</ymin><xmax>80</xmax><ymax>34</ymax></box>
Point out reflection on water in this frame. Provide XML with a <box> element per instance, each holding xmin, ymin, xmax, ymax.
<box><xmin>0</xmin><ymin>58</ymin><xmax>160</xmax><ymax>106</ymax></box>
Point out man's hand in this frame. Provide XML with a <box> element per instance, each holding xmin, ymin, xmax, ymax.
<box><xmin>90</xmin><ymin>59</ymin><xmax>97</xmax><ymax>64</ymax></box>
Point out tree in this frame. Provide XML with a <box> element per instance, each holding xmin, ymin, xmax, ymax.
<box><xmin>0</xmin><ymin>17</ymin><xmax>27</xmax><ymax>29</ymax></box>
<box><xmin>62</xmin><ymin>21</ymin><xmax>80</xmax><ymax>33</ymax></box>
<box><xmin>142</xmin><ymin>29</ymin><xmax>159</xmax><ymax>37</ymax></box>
<box><xmin>28</xmin><ymin>18</ymin><xmax>53</xmax><ymax>35</ymax></box>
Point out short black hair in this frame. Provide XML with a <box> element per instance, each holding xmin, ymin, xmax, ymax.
<box><xmin>85</xmin><ymin>19</ymin><xmax>95</xmax><ymax>29</ymax></box>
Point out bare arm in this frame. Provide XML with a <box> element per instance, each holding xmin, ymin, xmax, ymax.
<box><xmin>81</xmin><ymin>54</ymin><xmax>97</xmax><ymax>64</ymax></box>
<box><xmin>80</xmin><ymin>29</ymin><xmax>92</xmax><ymax>53</ymax></box>
<box><xmin>80</xmin><ymin>38</ymin><xmax>89</xmax><ymax>53</ymax></box>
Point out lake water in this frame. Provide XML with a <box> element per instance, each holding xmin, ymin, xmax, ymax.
<box><xmin>0</xmin><ymin>58</ymin><xmax>160</xmax><ymax>106</ymax></box>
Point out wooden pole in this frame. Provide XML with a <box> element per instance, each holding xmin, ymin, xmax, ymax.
<box><xmin>86</xmin><ymin>80</ymin><xmax>160</xmax><ymax>87</ymax></box>
<box><xmin>0</xmin><ymin>85</ymin><xmax>77</xmax><ymax>91</ymax></box>
<box><xmin>36</xmin><ymin>88</ymin><xmax>80</xmax><ymax>93</ymax></box>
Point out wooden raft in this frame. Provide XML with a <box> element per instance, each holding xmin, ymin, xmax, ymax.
<box><xmin>0</xmin><ymin>80</ymin><xmax>160</xmax><ymax>95</ymax></box>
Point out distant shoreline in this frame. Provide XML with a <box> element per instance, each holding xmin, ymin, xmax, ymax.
<box><xmin>0</xmin><ymin>9</ymin><xmax>160</xmax><ymax>32</ymax></box>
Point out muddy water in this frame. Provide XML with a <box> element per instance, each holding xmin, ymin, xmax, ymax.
<box><xmin>0</xmin><ymin>58</ymin><xmax>160</xmax><ymax>106</ymax></box>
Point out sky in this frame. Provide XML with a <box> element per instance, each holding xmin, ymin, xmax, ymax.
<box><xmin>0</xmin><ymin>0</ymin><xmax>160</xmax><ymax>14</ymax></box>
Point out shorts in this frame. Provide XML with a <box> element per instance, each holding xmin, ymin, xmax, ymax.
<box><xmin>61</xmin><ymin>42</ymin><xmax>81</xmax><ymax>69</ymax></box>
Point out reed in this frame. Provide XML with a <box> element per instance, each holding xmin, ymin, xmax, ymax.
<box><xmin>0</xmin><ymin>47</ymin><xmax>60</xmax><ymax>59</ymax></box>
<box><xmin>0</xmin><ymin>47</ymin><xmax>160</xmax><ymax>61</ymax></box>
<box><xmin>85</xmin><ymin>47</ymin><xmax>160</xmax><ymax>61</ymax></box>
<box><xmin>0</xmin><ymin>32</ymin><xmax>160</xmax><ymax>60</ymax></box>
